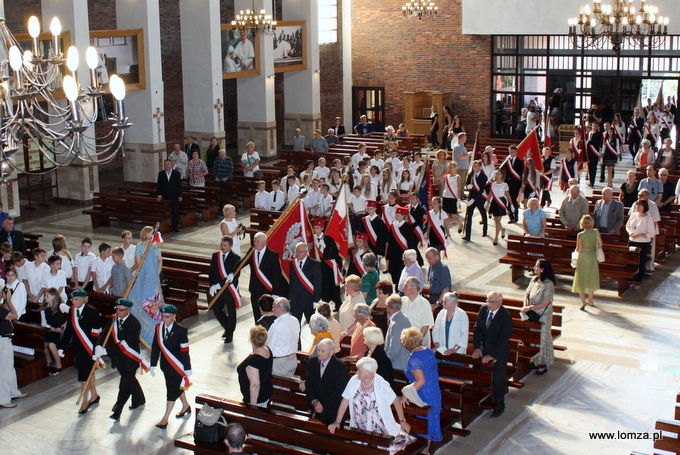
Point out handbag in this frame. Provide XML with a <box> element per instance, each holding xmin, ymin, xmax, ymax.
<box><xmin>194</xmin><ymin>403</ymin><xmax>228</xmax><ymax>443</ymax></box>
<box><xmin>571</xmin><ymin>251</ymin><xmax>579</xmax><ymax>268</ymax></box>
<box><xmin>525</xmin><ymin>309</ymin><xmax>543</xmax><ymax>322</ymax></box>
<box><xmin>596</xmin><ymin>231</ymin><xmax>605</xmax><ymax>263</ymax></box>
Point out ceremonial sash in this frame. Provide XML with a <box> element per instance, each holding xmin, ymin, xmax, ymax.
<box><xmin>505</xmin><ymin>159</ymin><xmax>522</xmax><ymax>182</ymax></box>
<box><xmin>253</xmin><ymin>250</ymin><xmax>273</xmax><ymax>292</ymax></box>
<box><xmin>72</xmin><ymin>309</ymin><xmax>105</xmax><ymax>366</ymax></box>
<box><xmin>629</xmin><ymin>119</ymin><xmax>643</xmax><ymax>139</ymax></box>
<box><xmin>444</xmin><ymin>175</ymin><xmax>459</xmax><ymax>200</ymax></box>
<box><xmin>382</xmin><ymin>205</ymin><xmax>395</xmax><ymax>224</ymax></box>
<box><xmin>472</xmin><ymin>175</ymin><xmax>487</xmax><ymax>200</ymax></box>
<box><xmin>155</xmin><ymin>323</ymin><xmax>191</xmax><ymax>390</ymax></box>
<box><xmin>604</xmin><ymin>139</ymin><xmax>619</xmax><ymax>158</ymax></box>
<box><xmin>561</xmin><ymin>159</ymin><xmax>572</xmax><ymax>181</ymax></box>
<box><xmin>362</xmin><ymin>217</ymin><xmax>378</xmax><ymax>246</ymax></box>
<box><xmin>293</xmin><ymin>260</ymin><xmax>315</xmax><ymax>295</ymax></box>
<box><xmin>645</xmin><ymin>124</ymin><xmax>658</xmax><ymax>144</ymax></box>
<box><xmin>112</xmin><ymin>321</ymin><xmax>150</xmax><ymax>372</ymax></box>
<box><xmin>588</xmin><ymin>142</ymin><xmax>601</xmax><ymax>158</ymax></box>
<box><xmin>491</xmin><ymin>186</ymin><xmax>509</xmax><ymax>211</ymax></box>
<box><xmin>227</xmin><ymin>283</ymin><xmax>242</xmax><ymax>309</ymax></box>
<box><xmin>427</xmin><ymin>210</ymin><xmax>447</xmax><ymax>247</ymax></box>
<box><xmin>217</xmin><ymin>251</ymin><xmax>228</xmax><ymax>280</ymax></box>
<box><xmin>661</xmin><ymin>115</ymin><xmax>672</xmax><ymax>130</ymax></box>
<box><xmin>614</xmin><ymin>126</ymin><xmax>624</xmax><ymax>145</ymax></box>
<box><xmin>526</xmin><ymin>175</ymin><xmax>539</xmax><ymax>198</ymax></box>
<box><xmin>408</xmin><ymin>209</ymin><xmax>425</xmax><ymax>246</ymax></box>
<box><xmin>570</xmin><ymin>138</ymin><xmax>582</xmax><ymax>154</ymax></box>
<box><xmin>324</xmin><ymin>259</ymin><xmax>343</xmax><ymax>285</ymax></box>
<box><xmin>352</xmin><ymin>252</ymin><xmax>366</xmax><ymax>276</ymax></box>
<box><xmin>390</xmin><ymin>223</ymin><xmax>409</xmax><ymax>250</ymax></box>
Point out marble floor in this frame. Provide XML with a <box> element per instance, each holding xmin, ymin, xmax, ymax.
<box><xmin>1</xmin><ymin>151</ymin><xmax>679</xmax><ymax>455</ymax></box>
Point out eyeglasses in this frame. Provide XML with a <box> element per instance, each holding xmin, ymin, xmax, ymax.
<box><xmin>116</xmin><ymin>308</ymin><xmax>130</xmax><ymax>312</ymax></box>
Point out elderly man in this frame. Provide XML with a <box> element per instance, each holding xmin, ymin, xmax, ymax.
<box><xmin>397</xmin><ymin>249</ymin><xmax>423</xmax><ymax>293</ymax></box>
<box><xmin>425</xmin><ymin>248</ymin><xmax>451</xmax><ymax>307</ymax></box>
<box><xmin>157</xmin><ymin>158</ymin><xmax>183</xmax><ymax>232</ymax></box>
<box><xmin>267</xmin><ymin>297</ymin><xmax>300</xmax><ymax>377</ymax></box>
<box><xmin>247</xmin><ymin>232</ymin><xmax>287</xmax><ymax>323</ymax></box>
<box><xmin>209</xmin><ymin>236</ymin><xmax>241</xmax><ymax>343</ymax></box>
<box><xmin>95</xmin><ymin>298</ymin><xmax>146</xmax><ymax>421</ymax></box>
<box><xmin>472</xmin><ymin>291</ymin><xmax>513</xmax><ymax>418</ymax></box>
<box><xmin>304</xmin><ymin>338</ymin><xmax>348</xmax><ymax>424</ymax></box>
<box><xmin>657</xmin><ymin>168</ymin><xmax>675</xmax><ymax>213</ymax></box>
<box><xmin>558</xmin><ymin>185</ymin><xmax>589</xmax><ymax>231</ymax></box>
<box><xmin>213</xmin><ymin>149</ymin><xmax>234</xmax><ymax>182</ymax></box>
<box><xmin>225</xmin><ymin>423</ymin><xmax>248</xmax><ymax>454</ymax></box>
<box><xmin>0</xmin><ymin>217</ymin><xmax>26</xmax><ymax>255</ymax></box>
<box><xmin>310</xmin><ymin>129</ymin><xmax>329</xmax><ymax>155</ymax></box>
<box><xmin>289</xmin><ymin>242</ymin><xmax>321</xmax><ymax>324</ymax></box>
<box><xmin>401</xmin><ymin>277</ymin><xmax>434</xmax><ymax>347</ymax></box>
<box><xmin>324</xmin><ymin>128</ymin><xmax>340</xmax><ymax>145</ymax></box>
<box><xmin>168</xmin><ymin>143</ymin><xmax>188</xmax><ymax>178</ymax></box>
<box><xmin>293</xmin><ymin>128</ymin><xmax>306</xmax><ymax>152</ymax></box>
<box><xmin>592</xmin><ymin>187</ymin><xmax>624</xmax><ymax>235</ymax></box>
<box><xmin>638</xmin><ymin>165</ymin><xmax>663</xmax><ymax>204</ymax></box>
<box><xmin>384</xmin><ymin>295</ymin><xmax>412</xmax><ymax>370</ymax></box>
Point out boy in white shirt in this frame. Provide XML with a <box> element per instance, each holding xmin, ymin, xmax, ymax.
<box><xmin>313</xmin><ymin>157</ymin><xmax>330</xmax><ymax>180</ymax></box>
<box><xmin>91</xmin><ymin>242</ymin><xmax>114</xmax><ymax>294</ymax></box>
<box><xmin>73</xmin><ymin>237</ymin><xmax>96</xmax><ymax>291</ymax></box>
<box><xmin>120</xmin><ymin>230</ymin><xmax>136</xmax><ymax>270</ymax></box>
<box><xmin>269</xmin><ymin>179</ymin><xmax>285</xmax><ymax>211</ymax></box>
<box><xmin>348</xmin><ymin>185</ymin><xmax>367</xmax><ymax>234</ymax></box>
<box><xmin>351</xmin><ymin>143</ymin><xmax>370</xmax><ymax>168</ymax></box>
<box><xmin>306</xmin><ymin>178</ymin><xmax>322</xmax><ymax>215</ymax></box>
<box><xmin>412</xmin><ymin>152</ymin><xmax>424</xmax><ymax>173</ymax></box>
<box><xmin>11</xmin><ymin>251</ymin><xmax>26</xmax><ymax>282</ymax></box>
<box><xmin>23</xmin><ymin>247</ymin><xmax>49</xmax><ymax>303</ymax></box>
<box><xmin>254</xmin><ymin>180</ymin><xmax>270</xmax><ymax>209</ymax></box>
<box><xmin>317</xmin><ymin>184</ymin><xmax>334</xmax><ymax>217</ymax></box>
<box><xmin>286</xmin><ymin>175</ymin><xmax>300</xmax><ymax>204</ymax></box>
<box><xmin>388</xmin><ymin>147</ymin><xmax>401</xmax><ymax>170</ymax></box>
<box><xmin>371</xmin><ymin>150</ymin><xmax>385</xmax><ymax>171</ymax></box>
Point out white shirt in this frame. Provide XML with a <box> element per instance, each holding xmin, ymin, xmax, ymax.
<box><xmin>46</xmin><ymin>250</ymin><xmax>73</xmax><ymax>280</ymax></box>
<box><xmin>74</xmin><ymin>251</ymin><xmax>96</xmax><ymax>282</ymax></box>
<box><xmin>270</xmin><ymin>189</ymin><xmax>285</xmax><ymax>211</ymax></box>
<box><xmin>267</xmin><ymin>313</ymin><xmax>300</xmax><ymax>357</ymax></box>
<box><xmin>255</xmin><ymin>190</ymin><xmax>270</xmax><ymax>209</ymax></box>
<box><xmin>306</xmin><ymin>188</ymin><xmax>322</xmax><ymax>214</ymax></box>
<box><xmin>371</xmin><ymin>158</ymin><xmax>384</xmax><ymax>171</ymax></box>
<box><xmin>221</xmin><ymin>219</ymin><xmax>242</xmax><ymax>256</ymax></box>
<box><xmin>121</xmin><ymin>244</ymin><xmax>136</xmax><ymax>269</ymax></box>
<box><xmin>317</xmin><ymin>193</ymin><xmax>334</xmax><ymax>217</ymax></box>
<box><xmin>351</xmin><ymin>152</ymin><xmax>370</xmax><ymax>168</ymax></box>
<box><xmin>42</xmin><ymin>270</ymin><xmax>68</xmax><ymax>302</ymax></box>
<box><xmin>401</xmin><ymin>294</ymin><xmax>435</xmax><ymax>346</ymax></box>
<box><xmin>287</xmin><ymin>184</ymin><xmax>300</xmax><ymax>203</ymax></box>
<box><xmin>432</xmin><ymin>307</ymin><xmax>469</xmax><ymax>354</ymax></box>
<box><xmin>5</xmin><ymin>279</ymin><xmax>27</xmax><ymax>319</ymax></box>
<box><xmin>313</xmin><ymin>166</ymin><xmax>330</xmax><ymax>180</ymax></box>
<box><xmin>23</xmin><ymin>261</ymin><xmax>49</xmax><ymax>297</ymax></box>
<box><xmin>348</xmin><ymin>194</ymin><xmax>366</xmax><ymax>214</ymax></box>
<box><xmin>91</xmin><ymin>256</ymin><xmax>114</xmax><ymax>292</ymax></box>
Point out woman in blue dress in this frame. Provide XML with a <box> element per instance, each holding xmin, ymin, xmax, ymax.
<box><xmin>400</xmin><ymin>327</ymin><xmax>442</xmax><ymax>453</ymax></box>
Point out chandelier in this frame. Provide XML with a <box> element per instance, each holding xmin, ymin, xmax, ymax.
<box><xmin>402</xmin><ymin>1</ymin><xmax>439</xmax><ymax>20</ymax></box>
<box><xmin>231</xmin><ymin>0</ymin><xmax>277</xmax><ymax>36</ymax></box>
<box><xmin>568</xmin><ymin>0</ymin><xmax>669</xmax><ymax>54</ymax></box>
<box><xmin>0</xmin><ymin>16</ymin><xmax>131</xmax><ymax>186</ymax></box>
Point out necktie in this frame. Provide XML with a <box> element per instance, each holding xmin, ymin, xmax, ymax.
<box><xmin>76</xmin><ymin>309</ymin><xmax>81</xmax><ymax>319</ymax></box>
<box><xmin>486</xmin><ymin>311</ymin><xmax>493</xmax><ymax>329</ymax></box>
<box><xmin>164</xmin><ymin>326</ymin><xmax>168</xmax><ymax>340</ymax></box>
<box><xmin>273</xmin><ymin>192</ymin><xmax>277</xmax><ymax>202</ymax></box>
<box><xmin>257</xmin><ymin>251</ymin><xmax>261</xmax><ymax>265</ymax></box>
<box><xmin>118</xmin><ymin>318</ymin><xmax>123</xmax><ymax>330</ymax></box>
<box><xmin>223</xmin><ymin>253</ymin><xmax>228</xmax><ymax>266</ymax></box>
<box><xmin>6</xmin><ymin>232</ymin><xmax>11</xmax><ymax>245</ymax></box>
<box><xmin>298</xmin><ymin>260</ymin><xmax>303</xmax><ymax>269</ymax></box>
<box><xmin>320</xmin><ymin>361</ymin><xmax>327</xmax><ymax>377</ymax></box>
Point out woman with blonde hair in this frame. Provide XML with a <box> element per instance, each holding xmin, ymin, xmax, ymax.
<box><xmin>220</xmin><ymin>204</ymin><xmax>243</xmax><ymax>256</ymax></box>
<box><xmin>338</xmin><ymin>275</ymin><xmax>366</xmax><ymax>332</ymax></box>
<box><xmin>379</xmin><ymin>168</ymin><xmax>396</xmax><ymax>201</ymax></box>
<box><xmin>135</xmin><ymin>226</ymin><xmax>163</xmax><ymax>273</ymax></box>
<box><xmin>363</xmin><ymin>326</ymin><xmax>394</xmax><ymax>391</ymax></box>
<box><xmin>40</xmin><ymin>287</ymin><xmax>67</xmax><ymax>376</ymax></box>
<box><xmin>442</xmin><ymin>161</ymin><xmax>463</xmax><ymax>234</ymax></box>
<box><xmin>360</xmin><ymin>173</ymin><xmax>377</xmax><ymax>201</ymax></box>
<box><xmin>572</xmin><ymin>215</ymin><xmax>600</xmax><ymax>309</ymax></box>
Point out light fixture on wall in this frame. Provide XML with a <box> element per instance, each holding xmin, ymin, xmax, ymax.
<box><xmin>402</xmin><ymin>1</ymin><xmax>438</xmax><ymax>20</ymax></box>
<box><xmin>568</xmin><ymin>0</ymin><xmax>669</xmax><ymax>54</ymax></box>
<box><xmin>0</xmin><ymin>16</ymin><xmax>131</xmax><ymax>186</ymax></box>
<box><xmin>231</xmin><ymin>0</ymin><xmax>277</xmax><ymax>36</ymax></box>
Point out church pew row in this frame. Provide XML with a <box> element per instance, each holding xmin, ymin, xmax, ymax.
<box><xmin>119</xmin><ymin>185</ymin><xmax>218</xmax><ymax>222</ymax></box>
<box><xmin>12</xmin><ymin>321</ymin><xmax>50</xmax><ymax>388</ymax></box>
<box><xmin>174</xmin><ymin>394</ymin><xmax>428</xmax><ymax>455</ymax></box>
<box><xmin>161</xmin><ymin>252</ymin><xmax>212</xmax><ymax>304</ymax></box>
<box><xmin>84</xmin><ymin>193</ymin><xmax>182</xmax><ymax>234</ymax></box>
<box><xmin>676</xmin><ymin>393</ymin><xmax>680</xmax><ymax>421</ymax></box>
<box><xmin>653</xmin><ymin>419</ymin><xmax>680</xmax><ymax>454</ymax></box>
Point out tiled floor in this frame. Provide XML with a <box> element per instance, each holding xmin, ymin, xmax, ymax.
<box><xmin>2</xmin><ymin>152</ymin><xmax>679</xmax><ymax>455</ymax></box>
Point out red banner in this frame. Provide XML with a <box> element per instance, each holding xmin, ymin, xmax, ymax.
<box><xmin>517</xmin><ymin>128</ymin><xmax>543</xmax><ymax>171</ymax></box>
<box><xmin>265</xmin><ymin>199</ymin><xmax>315</xmax><ymax>280</ymax></box>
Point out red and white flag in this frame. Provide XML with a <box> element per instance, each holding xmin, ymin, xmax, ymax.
<box><xmin>265</xmin><ymin>199</ymin><xmax>315</xmax><ymax>280</ymax></box>
<box><xmin>544</xmin><ymin>113</ymin><xmax>552</xmax><ymax>149</ymax></box>
<box><xmin>326</xmin><ymin>182</ymin><xmax>353</xmax><ymax>259</ymax></box>
<box><xmin>517</xmin><ymin>128</ymin><xmax>543</xmax><ymax>171</ymax></box>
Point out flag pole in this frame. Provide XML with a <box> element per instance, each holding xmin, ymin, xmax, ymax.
<box><xmin>76</xmin><ymin>222</ymin><xmax>160</xmax><ymax>406</ymax></box>
<box><xmin>207</xmin><ymin>191</ymin><xmax>307</xmax><ymax>310</ymax></box>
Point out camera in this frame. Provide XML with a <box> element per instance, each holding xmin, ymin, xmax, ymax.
<box><xmin>237</xmin><ymin>223</ymin><xmax>247</xmax><ymax>239</ymax></box>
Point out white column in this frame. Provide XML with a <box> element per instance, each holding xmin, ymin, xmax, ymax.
<box><xmin>179</xmin><ymin>0</ymin><xmax>225</xmax><ymax>154</ymax></box>
<box><xmin>283</xmin><ymin>0</ymin><xmax>321</xmax><ymax>144</ymax></box>
<box><xmin>117</xmin><ymin>0</ymin><xmax>167</xmax><ymax>182</ymax></box>
<box><xmin>235</xmin><ymin>0</ymin><xmax>277</xmax><ymax>157</ymax></box>
<box><xmin>342</xmin><ymin>0</ymin><xmax>353</xmax><ymax>124</ymax></box>
<box><xmin>42</xmin><ymin>0</ymin><xmax>99</xmax><ymax>200</ymax></box>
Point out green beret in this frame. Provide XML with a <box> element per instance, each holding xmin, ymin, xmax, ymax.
<box><xmin>71</xmin><ymin>289</ymin><xmax>88</xmax><ymax>298</ymax></box>
<box><xmin>160</xmin><ymin>304</ymin><xmax>178</xmax><ymax>314</ymax></box>
<box><xmin>115</xmin><ymin>298</ymin><xmax>134</xmax><ymax>308</ymax></box>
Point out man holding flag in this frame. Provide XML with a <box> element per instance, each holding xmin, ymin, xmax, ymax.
<box><xmin>209</xmin><ymin>236</ymin><xmax>241</xmax><ymax>344</ymax></box>
<box><xmin>313</xmin><ymin>220</ymin><xmax>342</xmax><ymax>310</ymax></box>
<box><xmin>246</xmin><ymin>232</ymin><xmax>287</xmax><ymax>323</ymax></box>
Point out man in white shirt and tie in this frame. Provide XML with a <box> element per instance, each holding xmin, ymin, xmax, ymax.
<box><xmin>267</xmin><ymin>298</ymin><xmax>300</xmax><ymax>377</ymax></box>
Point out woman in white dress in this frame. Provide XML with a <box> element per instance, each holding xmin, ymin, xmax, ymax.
<box><xmin>442</xmin><ymin>161</ymin><xmax>463</xmax><ymax>234</ymax></box>
<box><xmin>432</xmin><ymin>292</ymin><xmax>469</xmax><ymax>355</ymax></box>
<box><xmin>220</xmin><ymin>204</ymin><xmax>244</xmax><ymax>256</ymax></box>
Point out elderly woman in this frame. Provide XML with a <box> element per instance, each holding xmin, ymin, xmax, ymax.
<box><xmin>361</xmin><ymin>253</ymin><xmax>380</xmax><ymax>304</ymax></box>
<box><xmin>522</xmin><ymin>198</ymin><xmax>547</xmax><ymax>238</ymax></box>
<box><xmin>237</xmin><ymin>326</ymin><xmax>273</xmax><ymax>406</ymax></box>
<box><xmin>363</xmin><ymin>326</ymin><xmax>394</xmax><ymax>390</ymax></box>
<box><xmin>316</xmin><ymin>302</ymin><xmax>341</xmax><ymax>353</ymax></box>
<box><xmin>328</xmin><ymin>357</ymin><xmax>414</xmax><ymax>454</ymax></box>
<box><xmin>432</xmin><ymin>292</ymin><xmax>469</xmax><ymax>355</ymax></box>
<box><xmin>308</xmin><ymin>314</ymin><xmax>332</xmax><ymax>355</ymax></box>
<box><xmin>220</xmin><ymin>204</ymin><xmax>243</xmax><ymax>256</ymax></box>
<box><xmin>369</xmin><ymin>280</ymin><xmax>392</xmax><ymax>336</ymax></box>
<box><xmin>400</xmin><ymin>327</ymin><xmax>442</xmax><ymax>451</ymax></box>
<box><xmin>256</xmin><ymin>294</ymin><xmax>276</xmax><ymax>331</ymax></box>
<box><xmin>186</xmin><ymin>149</ymin><xmax>208</xmax><ymax>187</ymax></box>
<box><xmin>634</xmin><ymin>139</ymin><xmax>656</xmax><ymax>167</ymax></box>
<box><xmin>520</xmin><ymin>259</ymin><xmax>555</xmax><ymax>375</ymax></box>
<box><xmin>572</xmin><ymin>215</ymin><xmax>600</xmax><ymax>310</ymax></box>
<box><xmin>626</xmin><ymin>199</ymin><xmax>656</xmax><ymax>290</ymax></box>
<box><xmin>346</xmin><ymin>304</ymin><xmax>376</xmax><ymax>359</ymax></box>
<box><xmin>338</xmin><ymin>275</ymin><xmax>366</xmax><ymax>332</ymax></box>
<box><xmin>619</xmin><ymin>170</ymin><xmax>639</xmax><ymax>208</ymax></box>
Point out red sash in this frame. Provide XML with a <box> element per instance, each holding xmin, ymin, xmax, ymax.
<box><xmin>72</xmin><ymin>309</ymin><xmax>105</xmax><ymax>366</ymax></box>
<box><xmin>561</xmin><ymin>159</ymin><xmax>573</xmax><ymax>181</ymax></box>
<box><xmin>155</xmin><ymin>323</ymin><xmax>191</xmax><ymax>390</ymax></box>
<box><xmin>661</xmin><ymin>115</ymin><xmax>672</xmax><ymax>130</ymax></box>
<box><xmin>526</xmin><ymin>175</ymin><xmax>539</xmax><ymax>198</ymax></box>
<box><xmin>362</xmin><ymin>216</ymin><xmax>378</xmax><ymax>247</ymax></box>
<box><xmin>324</xmin><ymin>260</ymin><xmax>343</xmax><ymax>285</ymax></box>
<box><xmin>645</xmin><ymin>124</ymin><xmax>658</xmax><ymax>144</ymax></box>
<box><xmin>227</xmin><ymin>284</ymin><xmax>242</xmax><ymax>309</ymax></box>
<box><xmin>504</xmin><ymin>157</ymin><xmax>522</xmax><ymax>182</ymax></box>
<box><xmin>472</xmin><ymin>174</ymin><xmax>487</xmax><ymax>200</ymax></box>
<box><xmin>427</xmin><ymin>211</ymin><xmax>448</xmax><ymax>257</ymax></box>
<box><xmin>253</xmin><ymin>249</ymin><xmax>273</xmax><ymax>292</ymax></box>
<box><xmin>604</xmin><ymin>139</ymin><xmax>619</xmax><ymax>158</ymax></box>
<box><xmin>444</xmin><ymin>175</ymin><xmax>459</xmax><ymax>200</ymax></box>
<box><xmin>390</xmin><ymin>223</ymin><xmax>409</xmax><ymax>250</ymax></box>
<box><xmin>293</xmin><ymin>259</ymin><xmax>315</xmax><ymax>295</ymax></box>
<box><xmin>629</xmin><ymin>118</ymin><xmax>643</xmax><ymax>139</ymax></box>
<box><xmin>217</xmin><ymin>251</ymin><xmax>228</xmax><ymax>280</ymax></box>
<box><xmin>112</xmin><ymin>320</ymin><xmax>150</xmax><ymax>371</ymax></box>
<box><xmin>613</xmin><ymin>126</ymin><xmax>624</xmax><ymax>144</ymax></box>
<box><xmin>408</xmin><ymin>209</ymin><xmax>425</xmax><ymax>246</ymax></box>
<box><xmin>491</xmin><ymin>186</ymin><xmax>509</xmax><ymax>211</ymax></box>
<box><xmin>352</xmin><ymin>251</ymin><xmax>366</xmax><ymax>276</ymax></box>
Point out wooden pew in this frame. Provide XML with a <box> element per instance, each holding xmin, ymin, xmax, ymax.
<box><xmin>161</xmin><ymin>252</ymin><xmax>212</xmax><ymax>304</ymax></box>
<box><xmin>12</xmin><ymin>321</ymin><xmax>49</xmax><ymax>388</ymax></box>
<box><xmin>654</xmin><ymin>419</ymin><xmax>680</xmax><ymax>454</ymax></box>
<box><xmin>84</xmin><ymin>193</ymin><xmax>177</xmax><ymax>234</ymax></box>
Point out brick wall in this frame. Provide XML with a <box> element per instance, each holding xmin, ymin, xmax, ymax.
<box><xmin>351</xmin><ymin>0</ymin><xmax>492</xmax><ymax>142</ymax></box>
<box><xmin>5</xmin><ymin>1</ymin><xmax>41</xmax><ymax>33</ymax></box>
<box><xmin>88</xmin><ymin>0</ymin><xmax>116</xmax><ymax>31</ymax></box>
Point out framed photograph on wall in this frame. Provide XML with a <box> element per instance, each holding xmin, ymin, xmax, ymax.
<box><xmin>89</xmin><ymin>28</ymin><xmax>145</xmax><ymax>92</ymax></box>
<box><xmin>273</xmin><ymin>21</ymin><xmax>306</xmax><ymax>73</ymax></box>
<box><xmin>221</xmin><ymin>26</ymin><xmax>260</xmax><ymax>79</ymax></box>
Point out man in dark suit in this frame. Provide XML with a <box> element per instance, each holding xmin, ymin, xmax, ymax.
<box><xmin>305</xmin><ymin>338</ymin><xmax>348</xmax><ymax>424</ymax></box>
<box><xmin>0</xmin><ymin>217</ymin><xmax>26</xmax><ymax>255</ymax></box>
<box><xmin>184</xmin><ymin>136</ymin><xmax>200</xmax><ymax>158</ymax></box>
<box><xmin>95</xmin><ymin>298</ymin><xmax>146</xmax><ymax>421</ymax></box>
<box><xmin>209</xmin><ymin>236</ymin><xmax>242</xmax><ymax>343</ymax></box>
<box><xmin>502</xmin><ymin>145</ymin><xmax>524</xmax><ymax>223</ymax></box>
<box><xmin>472</xmin><ymin>291</ymin><xmax>513</xmax><ymax>417</ymax></box>
<box><xmin>247</xmin><ymin>232</ymin><xmax>286</xmax><ymax>323</ymax></box>
<box><xmin>586</xmin><ymin>122</ymin><xmax>603</xmax><ymax>188</ymax></box>
<box><xmin>288</xmin><ymin>242</ymin><xmax>321</xmax><ymax>325</ymax></box>
<box><xmin>384</xmin><ymin>295</ymin><xmax>412</xmax><ymax>371</ymax></box>
<box><xmin>627</xmin><ymin>108</ymin><xmax>645</xmax><ymax>158</ymax></box>
<box><xmin>157</xmin><ymin>159</ymin><xmax>183</xmax><ymax>232</ymax></box>
<box><xmin>463</xmin><ymin>160</ymin><xmax>488</xmax><ymax>241</ymax></box>
<box><xmin>592</xmin><ymin>187</ymin><xmax>624</xmax><ymax>235</ymax></box>
<box><xmin>312</xmin><ymin>220</ymin><xmax>342</xmax><ymax>310</ymax></box>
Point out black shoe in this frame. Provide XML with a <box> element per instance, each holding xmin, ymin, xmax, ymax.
<box><xmin>173</xmin><ymin>226</ymin><xmax>180</xmax><ymax>232</ymax></box>
<box><xmin>176</xmin><ymin>407</ymin><xmax>191</xmax><ymax>418</ymax></box>
<box><xmin>490</xmin><ymin>409</ymin><xmax>504</xmax><ymax>418</ymax></box>
<box><xmin>535</xmin><ymin>368</ymin><xmax>549</xmax><ymax>376</ymax></box>
<box><xmin>462</xmin><ymin>237</ymin><xmax>471</xmax><ymax>241</ymax></box>
<box><xmin>110</xmin><ymin>412</ymin><xmax>120</xmax><ymax>421</ymax></box>
<box><xmin>493</xmin><ymin>242</ymin><xmax>498</xmax><ymax>246</ymax></box>
<box><xmin>78</xmin><ymin>407</ymin><xmax>89</xmax><ymax>414</ymax></box>
<box><xmin>224</xmin><ymin>337</ymin><xmax>233</xmax><ymax>344</ymax></box>
<box><xmin>221</xmin><ymin>331</ymin><xmax>228</xmax><ymax>339</ymax></box>
<box><xmin>90</xmin><ymin>396</ymin><xmax>101</xmax><ymax>405</ymax></box>
<box><xmin>482</xmin><ymin>233</ymin><xmax>488</xmax><ymax>237</ymax></box>
<box><xmin>458</xmin><ymin>228</ymin><xmax>463</xmax><ymax>234</ymax></box>
<box><xmin>156</xmin><ymin>423</ymin><xmax>168</xmax><ymax>429</ymax></box>
<box><xmin>129</xmin><ymin>402</ymin><xmax>145</xmax><ymax>410</ymax></box>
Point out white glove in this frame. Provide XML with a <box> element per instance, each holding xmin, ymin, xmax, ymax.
<box><xmin>91</xmin><ymin>354</ymin><xmax>99</xmax><ymax>361</ymax></box>
<box><xmin>94</xmin><ymin>346</ymin><xmax>107</xmax><ymax>358</ymax></box>
<box><xmin>185</xmin><ymin>369</ymin><xmax>193</xmax><ymax>377</ymax></box>
<box><xmin>59</xmin><ymin>303</ymin><xmax>70</xmax><ymax>314</ymax></box>
<box><xmin>150</xmin><ymin>367</ymin><xmax>156</xmax><ymax>377</ymax></box>
<box><xmin>226</xmin><ymin>274</ymin><xmax>234</xmax><ymax>282</ymax></box>
<box><xmin>510</xmin><ymin>205</ymin><xmax>515</xmax><ymax>213</ymax></box>
<box><xmin>209</xmin><ymin>284</ymin><xmax>221</xmax><ymax>296</ymax></box>
<box><xmin>313</xmin><ymin>301</ymin><xmax>320</xmax><ymax>310</ymax></box>
<box><xmin>58</xmin><ymin>349</ymin><xmax>65</xmax><ymax>358</ymax></box>
<box><xmin>467</xmin><ymin>184</ymin><xmax>473</xmax><ymax>190</ymax></box>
